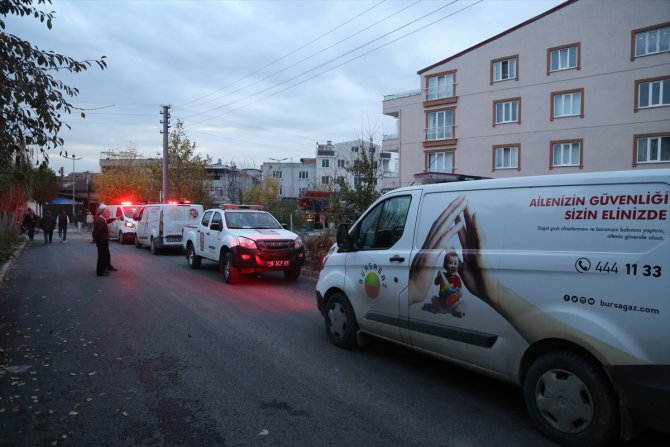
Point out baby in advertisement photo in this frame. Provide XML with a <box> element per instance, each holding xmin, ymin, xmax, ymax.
<box><xmin>422</xmin><ymin>248</ymin><xmax>466</xmax><ymax>318</ymax></box>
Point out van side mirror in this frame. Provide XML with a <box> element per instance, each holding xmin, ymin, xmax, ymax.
<box><xmin>210</xmin><ymin>222</ymin><xmax>222</xmax><ymax>232</ymax></box>
<box><xmin>336</xmin><ymin>223</ymin><xmax>354</xmax><ymax>251</ymax></box>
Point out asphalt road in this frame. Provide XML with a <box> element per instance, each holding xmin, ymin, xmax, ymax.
<box><xmin>0</xmin><ymin>230</ymin><xmax>667</xmax><ymax>446</ymax></box>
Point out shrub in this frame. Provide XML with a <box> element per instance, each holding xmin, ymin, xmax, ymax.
<box><xmin>303</xmin><ymin>233</ymin><xmax>335</xmax><ymax>271</ymax></box>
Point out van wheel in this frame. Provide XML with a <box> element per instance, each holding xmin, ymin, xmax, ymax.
<box><xmin>284</xmin><ymin>269</ymin><xmax>300</xmax><ymax>281</ymax></box>
<box><xmin>186</xmin><ymin>243</ymin><xmax>201</xmax><ymax>269</ymax></box>
<box><xmin>523</xmin><ymin>351</ymin><xmax>618</xmax><ymax>447</ymax></box>
<box><xmin>135</xmin><ymin>234</ymin><xmax>142</xmax><ymax>248</ymax></box>
<box><xmin>324</xmin><ymin>293</ymin><xmax>358</xmax><ymax>349</ymax></box>
<box><xmin>150</xmin><ymin>237</ymin><xmax>159</xmax><ymax>255</ymax></box>
<box><xmin>221</xmin><ymin>251</ymin><xmax>239</xmax><ymax>284</ymax></box>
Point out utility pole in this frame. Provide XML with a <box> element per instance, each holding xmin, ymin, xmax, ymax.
<box><xmin>160</xmin><ymin>105</ymin><xmax>171</xmax><ymax>203</ymax></box>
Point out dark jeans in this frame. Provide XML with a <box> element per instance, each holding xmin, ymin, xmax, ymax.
<box><xmin>43</xmin><ymin>229</ymin><xmax>53</xmax><ymax>244</ymax></box>
<box><xmin>58</xmin><ymin>226</ymin><xmax>67</xmax><ymax>241</ymax></box>
<box><xmin>27</xmin><ymin>226</ymin><xmax>35</xmax><ymax>240</ymax></box>
<box><xmin>96</xmin><ymin>240</ymin><xmax>111</xmax><ymax>275</ymax></box>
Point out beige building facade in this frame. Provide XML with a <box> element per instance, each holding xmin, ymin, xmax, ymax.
<box><xmin>383</xmin><ymin>0</ymin><xmax>670</xmax><ymax>187</ymax></box>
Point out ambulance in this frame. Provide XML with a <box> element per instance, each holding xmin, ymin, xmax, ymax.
<box><xmin>316</xmin><ymin>169</ymin><xmax>669</xmax><ymax>447</ymax></box>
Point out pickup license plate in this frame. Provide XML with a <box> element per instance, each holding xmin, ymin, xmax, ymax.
<box><xmin>267</xmin><ymin>260</ymin><xmax>289</xmax><ymax>267</ymax></box>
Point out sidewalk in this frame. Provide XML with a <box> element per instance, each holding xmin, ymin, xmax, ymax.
<box><xmin>0</xmin><ymin>225</ymin><xmax>92</xmax><ymax>287</ymax></box>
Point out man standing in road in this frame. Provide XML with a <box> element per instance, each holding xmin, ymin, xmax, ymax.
<box><xmin>92</xmin><ymin>206</ymin><xmax>117</xmax><ymax>276</ymax></box>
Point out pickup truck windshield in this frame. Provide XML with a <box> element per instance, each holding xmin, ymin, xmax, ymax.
<box><xmin>225</xmin><ymin>211</ymin><xmax>281</xmax><ymax>229</ymax></box>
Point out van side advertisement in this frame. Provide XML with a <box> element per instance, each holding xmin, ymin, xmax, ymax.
<box><xmin>410</xmin><ymin>181</ymin><xmax>669</xmax><ymax>365</ymax></box>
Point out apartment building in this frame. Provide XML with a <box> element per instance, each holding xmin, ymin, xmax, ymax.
<box><xmin>261</xmin><ymin>139</ymin><xmax>400</xmax><ymax>199</ymax></box>
<box><xmin>382</xmin><ymin>0</ymin><xmax>669</xmax><ymax>186</ymax></box>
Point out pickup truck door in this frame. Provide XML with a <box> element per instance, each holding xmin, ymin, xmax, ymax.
<box><xmin>203</xmin><ymin>210</ymin><xmax>224</xmax><ymax>258</ymax></box>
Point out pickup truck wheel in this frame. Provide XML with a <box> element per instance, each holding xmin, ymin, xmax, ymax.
<box><xmin>324</xmin><ymin>293</ymin><xmax>358</xmax><ymax>349</ymax></box>
<box><xmin>186</xmin><ymin>243</ymin><xmax>201</xmax><ymax>269</ymax></box>
<box><xmin>221</xmin><ymin>251</ymin><xmax>239</xmax><ymax>284</ymax></box>
<box><xmin>284</xmin><ymin>269</ymin><xmax>300</xmax><ymax>281</ymax></box>
<box><xmin>135</xmin><ymin>234</ymin><xmax>142</xmax><ymax>248</ymax></box>
<box><xmin>523</xmin><ymin>351</ymin><xmax>618</xmax><ymax>447</ymax></box>
<box><xmin>150</xmin><ymin>237</ymin><xmax>159</xmax><ymax>255</ymax></box>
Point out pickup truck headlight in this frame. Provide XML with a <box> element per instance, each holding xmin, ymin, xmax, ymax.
<box><xmin>294</xmin><ymin>237</ymin><xmax>303</xmax><ymax>249</ymax></box>
<box><xmin>124</xmin><ymin>222</ymin><xmax>135</xmax><ymax>229</ymax></box>
<box><xmin>238</xmin><ymin>236</ymin><xmax>257</xmax><ymax>250</ymax></box>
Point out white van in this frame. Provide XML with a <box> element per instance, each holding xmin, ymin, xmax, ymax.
<box><xmin>316</xmin><ymin>169</ymin><xmax>669</xmax><ymax>447</ymax></box>
<box><xmin>135</xmin><ymin>203</ymin><xmax>204</xmax><ymax>254</ymax></box>
<box><xmin>106</xmin><ymin>203</ymin><xmax>142</xmax><ymax>244</ymax></box>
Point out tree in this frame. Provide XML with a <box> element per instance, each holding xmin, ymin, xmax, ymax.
<box><xmin>95</xmin><ymin>146</ymin><xmax>155</xmax><ymax>204</ymax></box>
<box><xmin>31</xmin><ymin>164</ymin><xmax>59</xmax><ymax>208</ymax></box>
<box><xmin>0</xmin><ymin>0</ymin><xmax>107</xmax><ymax>234</ymax></box>
<box><xmin>149</xmin><ymin>120</ymin><xmax>213</xmax><ymax>207</ymax></box>
<box><xmin>329</xmin><ymin>136</ymin><xmax>382</xmax><ymax>223</ymax></box>
<box><xmin>243</xmin><ymin>177</ymin><xmax>280</xmax><ymax>207</ymax></box>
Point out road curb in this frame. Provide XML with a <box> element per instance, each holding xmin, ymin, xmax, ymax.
<box><xmin>0</xmin><ymin>239</ymin><xmax>27</xmax><ymax>288</ymax></box>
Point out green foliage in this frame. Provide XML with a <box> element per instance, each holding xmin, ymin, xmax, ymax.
<box><xmin>95</xmin><ymin>147</ymin><xmax>155</xmax><ymax>204</ymax></box>
<box><xmin>329</xmin><ymin>137</ymin><xmax>381</xmax><ymax>224</ymax></box>
<box><xmin>31</xmin><ymin>164</ymin><xmax>59</xmax><ymax>206</ymax></box>
<box><xmin>243</xmin><ymin>177</ymin><xmax>279</xmax><ymax>206</ymax></box>
<box><xmin>0</xmin><ymin>0</ymin><xmax>106</xmax><ymax>234</ymax></box>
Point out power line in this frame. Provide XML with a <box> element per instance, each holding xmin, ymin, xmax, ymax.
<box><xmin>178</xmin><ymin>0</ymin><xmax>424</xmax><ymax>114</ymax></box>
<box><xmin>177</xmin><ymin>0</ymin><xmax>388</xmax><ymax>108</ymax></box>
<box><xmin>186</xmin><ymin>0</ymin><xmax>465</xmax><ymax>125</ymax></box>
<box><xmin>189</xmin><ymin>0</ymin><xmax>478</xmax><ymax>126</ymax></box>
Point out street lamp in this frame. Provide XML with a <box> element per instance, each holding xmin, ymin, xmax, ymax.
<box><xmin>61</xmin><ymin>153</ymin><xmax>82</xmax><ymax>220</ymax></box>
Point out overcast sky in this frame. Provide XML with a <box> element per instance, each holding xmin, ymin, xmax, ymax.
<box><xmin>9</xmin><ymin>0</ymin><xmax>564</xmax><ymax>174</ymax></box>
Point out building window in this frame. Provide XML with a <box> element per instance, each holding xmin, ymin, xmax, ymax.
<box><xmin>635</xmin><ymin>134</ymin><xmax>670</xmax><ymax>164</ymax></box>
<box><xmin>298</xmin><ymin>171</ymin><xmax>309</xmax><ymax>179</ymax></box>
<box><xmin>426</xmin><ymin>109</ymin><xmax>454</xmax><ymax>141</ymax></box>
<box><xmin>491</xmin><ymin>55</ymin><xmax>518</xmax><ymax>84</ymax></box>
<box><xmin>633</xmin><ymin>23</ymin><xmax>670</xmax><ymax>59</ymax></box>
<box><xmin>321</xmin><ymin>176</ymin><xmax>330</xmax><ymax>185</ymax></box>
<box><xmin>337</xmin><ymin>159</ymin><xmax>345</xmax><ymax>168</ymax></box>
<box><xmin>337</xmin><ymin>176</ymin><xmax>345</xmax><ymax>183</ymax></box>
<box><xmin>279</xmin><ymin>186</ymin><xmax>283</xmax><ymax>196</ymax></box>
<box><xmin>321</xmin><ymin>159</ymin><xmax>330</xmax><ymax>168</ymax></box>
<box><xmin>551</xmin><ymin>89</ymin><xmax>583</xmax><ymax>120</ymax></box>
<box><xmin>351</xmin><ymin>146</ymin><xmax>359</xmax><ymax>153</ymax></box>
<box><xmin>547</xmin><ymin>43</ymin><xmax>580</xmax><ymax>74</ymax></box>
<box><xmin>493</xmin><ymin>98</ymin><xmax>520</xmax><ymax>125</ymax></box>
<box><xmin>299</xmin><ymin>187</ymin><xmax>307</xmax><ymax>197</ymax></box>
<box><xmin>426</xmin><ymin>151</ymin><xmax>454</xmax><ymax>173</ymax></box>
<box><xmin>493</xmin><ymin>145</ymin><xmax>520</xmax><ymax>170</ymax></box>
<box><xmin>551</xmin><ymin>140</ymin><xmax>583</xmax><ymax>168</ymax></box>
<box><xmin>272</xmin><ymin>170</ymin><xmax>282</xmax><ymax>179</ymax></box>
<box><xmin>426</xmin><ymin>72</ymin><xmax>454</xmax><ymax>101</ymax></box>
<box><xmin>635</xmin><ymin>77</ymin><xmax>670</xmax><ymax>111</ymax></box>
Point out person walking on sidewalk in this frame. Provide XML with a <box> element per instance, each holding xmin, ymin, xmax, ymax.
<box><xmin>57</xmin><ymin>210</ymin><xmax>69</xmax><ymax>243</ymax></box>
<box><xmin>40</xmin><ymin>210</ymin><xmax>56</xmax><ymax>244</ymax></box>
<box><xmin>85</xmin><ymin>210</ymin><xmax>94</xmax><ymax>232</ymax></box>
<box><xmin>21</xmin><ymin>209</ymin><xmax>38</xmax><ymax>241</ymax></box>
<box><xmin>92</xmin><ymin>206</ymin><xmax>117</xmax><ymax>276</ymax></box>
<box><xmin>76</xmin><ymin>209</ymin><xmax>85</xmax><ymax>233</ymax></box>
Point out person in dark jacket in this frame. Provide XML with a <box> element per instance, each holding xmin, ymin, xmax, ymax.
<box><xmin>22</xmin><ymin>209</ymin><xmax>38</xmax><ymax>240</ymax></box>
<box><xmin>57</xmin><ymin>210</ymin><xmax>69</xmax><ymax>243</ymax></box>
<box><xmin>92</xmin><ymin>206</ymin><xmax>117</xmax><ymax>276</ymax></box>
<box><xmin>40</xmin><ymin>210</ymin><xmax>56</xmax><ymax>244</ymax></box>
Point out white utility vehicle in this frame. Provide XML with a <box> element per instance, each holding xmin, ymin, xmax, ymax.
<box><xmin>134</xmin><ymin>202</ymin><xmax>204</xmax><ymax>254</ymax></box>
<box><xmin>182</xmin><ymin>204</ymin><xmax>304</xmax><ymax>283</ymax></box>
<box><xmin>316</xmin><ymin>169</ymin><xmax>669</xmax><ymax>447</ymax></box>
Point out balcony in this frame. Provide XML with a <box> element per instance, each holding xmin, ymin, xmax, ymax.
<box><xmin>317</xmin><ymin>149</ymin><xmax>334</xmax><ymax>157</ymax></box>
<box><xmin>383</xmin><ymin>89</ymin><xmax>421</xmax><ymax>101</ymax></box>
<box><xmin>425</xmin><ymin>126</ymin><xmax>454</xmax><ymax>141</ymax></box>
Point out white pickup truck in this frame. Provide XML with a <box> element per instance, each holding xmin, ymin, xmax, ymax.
<box><xmin>182</xmin><ymin>204</ymin><xmax>305</xmax><ymax>283</ymax></box>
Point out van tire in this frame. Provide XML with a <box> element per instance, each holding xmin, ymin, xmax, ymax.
<box><xmin>186</xmin><ymin>243</ymin><xmax>201</xmax><ymax>269</ymax></box>
<box><xmin>284</xmin><ymin>269</ymin><xmax>300</xmax><ymax>281</ymax></box>
<box><xmin>523</xmin><ymin>351</ymin><xmax>618</xmax><ymax>447</ymax></box>
<box><xmin>221</xmin><ymin>251</ymin><xmax>239</xmax><ymax>284</ymax></box>
<box><xmin>150</xmin><ymin>237</ymin><xmax>159</xmax><ymax>255</ymax></box>
<box><xmin>135</xmin><ymin>234</ymin><xmax>142</xmax><ymax>248</ymax></box>
<box><xmin>324</xmin><ymin>293</ymin><xmax>358</xmax><ymax>349</ymax></box>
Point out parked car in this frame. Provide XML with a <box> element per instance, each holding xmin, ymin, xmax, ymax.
<box><xmin>105</xmin><ymin>203</ymin><xmax>142</xmax><ymax>244</ymax></box>
<box><xmin>135</xmin><ymin>203</ymin><xmax>204</xmax><ymax>254</ymax></box>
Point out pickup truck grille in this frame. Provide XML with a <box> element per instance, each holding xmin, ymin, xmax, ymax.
<box><xmin>257</xmin><ymin>240</ymin><xmax>293</xmax><ymax>251</ymax></box>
